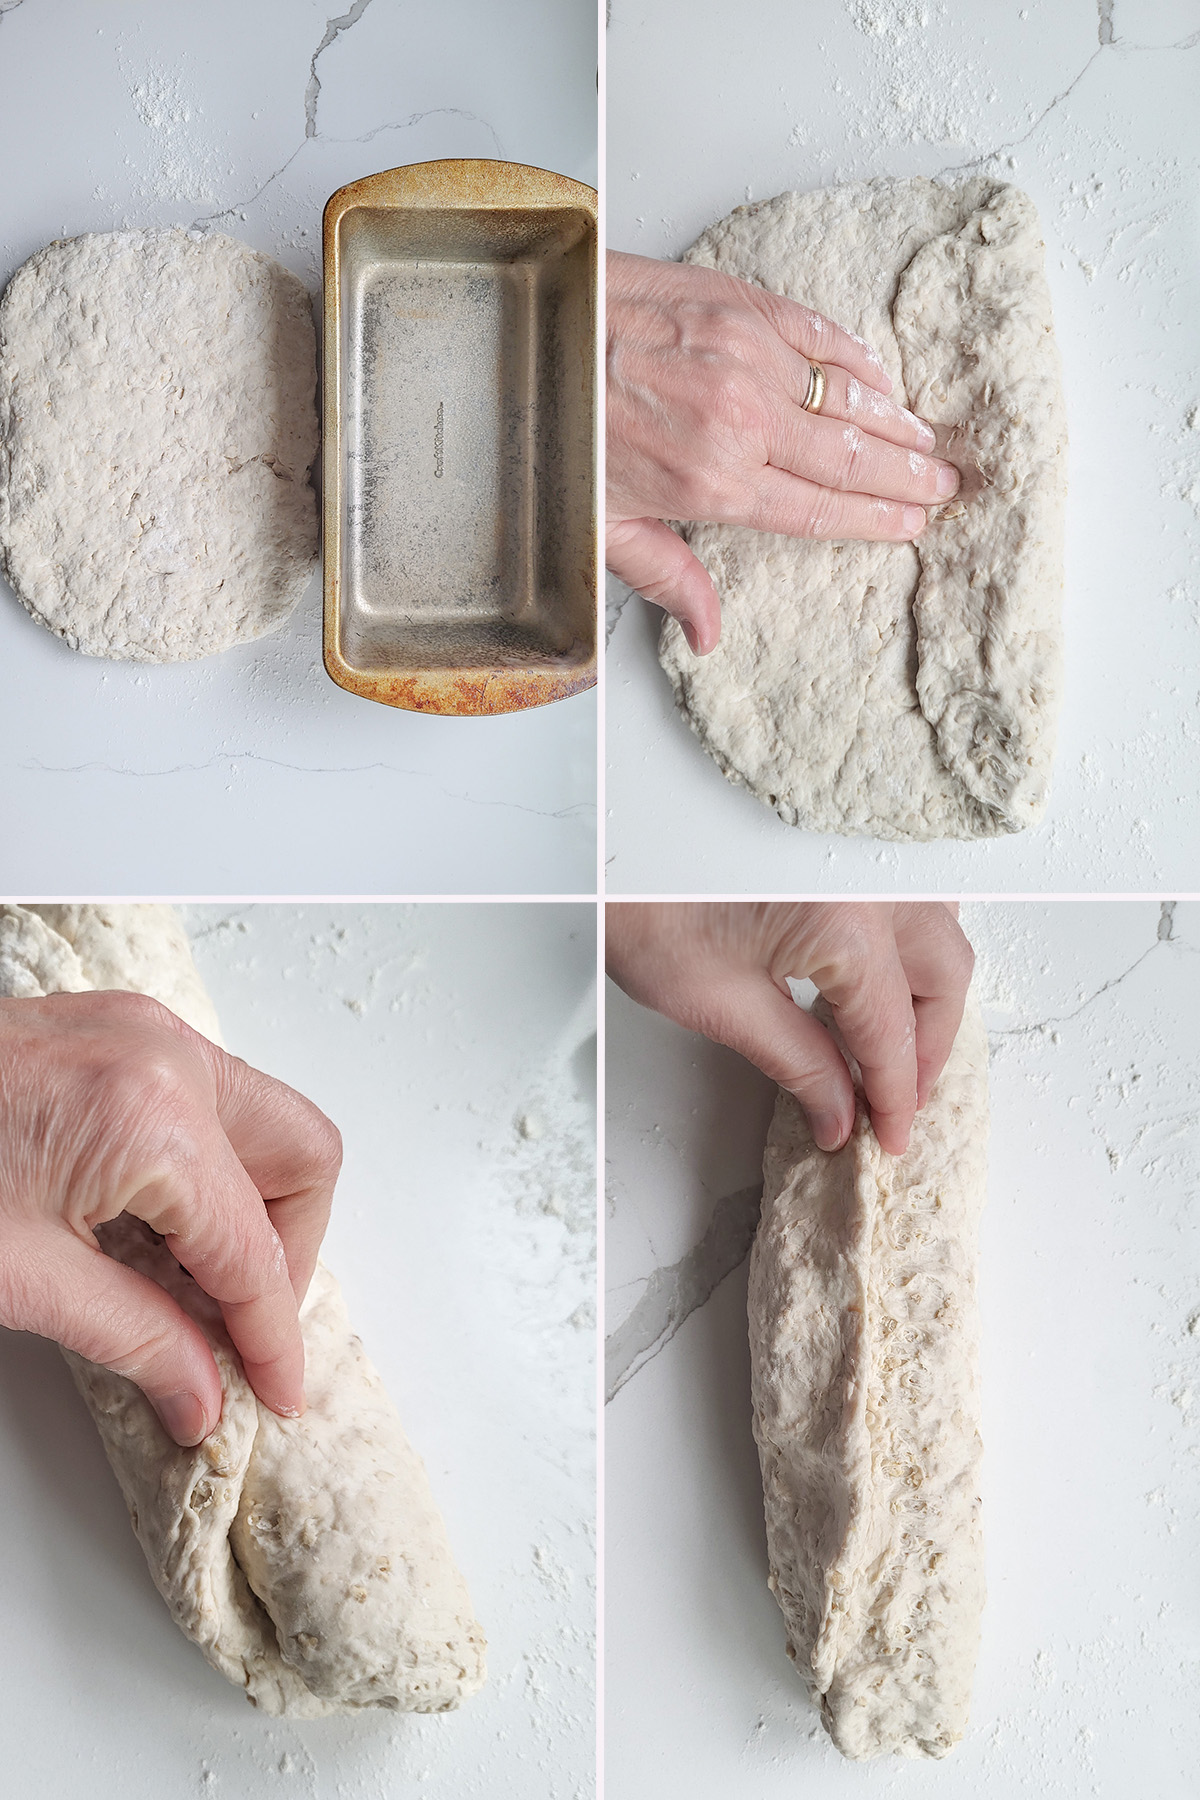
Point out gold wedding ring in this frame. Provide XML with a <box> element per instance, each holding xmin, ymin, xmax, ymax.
<box><xmin>801</xmin><ymin>358</ymin><xmax>827</xmax><ymax>415</ymax></box>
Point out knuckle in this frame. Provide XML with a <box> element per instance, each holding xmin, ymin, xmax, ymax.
<box><xmin>636</xmin><ymin>570</ymin><xmax>683</xmax><ymax>608</ymax></box>
<box><xmin>803</xmin><ymin>490</ymin><xmax>851</xmax><ymax>540</ymax></box>
<box><xmin>707</xmin><ymin>367</ymin><xmax>763</xmax><ymax>440</ymax></box>
<box><xmin>86</xmin><ymin>988</ymin><xmax>176</xmax><ymax>1034</ymax></box>
<box><xmin>305</xmin><ymin>1110</ymin><xmax>343</xmax><ymax>1185</ymax></box>
<box><xmin>108</xmin><ymin>1321</ymin><xmax>183</xmax><ymax>1383</ymax></box>
<box><xmin>671</xmin><ymin>460</ymin><xmax>722</xmax><ymax>520</ymax></box>
<box><xmin>695</xmin><ymin>301</ymin><xmax>756</xmax><ymax>360</ymax></box>
<box><xmin>949</xmin><ymin>931</ymin><xmax>976</xmax><ymax>985</ymax></box>
<box><xmin>775</xmin><ymin>1049</ymin><xmax>835</xmax><ymax>1095</ymax></box>
<box><xmin>793</xmin><ymin>303</ymin><xmax>830</xmax><ymax>346</ymax></box>
<box><xmin>822</xmin><ymin>904</ymin><xmax>890</xmax><ymax>981</ymax></box>
<box><xmin>910</xmin><ymin>904</ymin><xmax>976</xmax><ymax>986</ymax></box>
<box><xmin>195</xmin><ymin>1226</ymin><xmax>280</xmax><ymax>1307</ymax></box>
<box><xmin>832</xmin><ymin>424</ymin><xmax>868</xmax><ymax>488</ymax></box>
<box><xmin>123</xmin><ymin>989</ymin><xmax>170</xmax><ymax>1023</ymax></box>
<box><xmin>99</xmin><ymin>1047</ymin><xmax>193</xmax><ymax>1136</ymax></box>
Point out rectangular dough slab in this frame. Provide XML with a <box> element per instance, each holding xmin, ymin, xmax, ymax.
<box><xmin>661</xmin><ymin>177</ymin><xmax>1067</xmax><ymax>841</ymax></box>
<box><xmin>747</xmin><ymin>995</ymin><xmax>988</xmax><ymax>1758</ymax></box>
<box><xmin>0</xmin><ymin>902</ymin><xmax>485</xmax><ymax>1717</ymax></box>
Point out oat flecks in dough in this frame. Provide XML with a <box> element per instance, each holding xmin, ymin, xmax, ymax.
<box><xmin>0</xmin><ymin>228</ymin><xmax>318</xmax><ymax>662</ymax></box>
<box><xmin>659</xmin><ymin>177</ymin><xmax>1067</xmax><ymax>842</ymax></box>
<box><xmin>0</xmin><ymin>902</ymin><xmax>486</xmax><ymax>1717</ymax></box>
<box><xmin>231</xmin><ymin>1264</ymin><xmax>484</xmax><ymax>1712</ymax></box>
<box><xmin>748</xmin><ymin>995</ymin><xmax>989</xmax><ymax>1759</ymax></box>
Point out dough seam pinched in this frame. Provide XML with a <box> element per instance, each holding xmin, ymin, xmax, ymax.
<box><xmin>0</xmin><ymin>902</ymin><xmax>485</xmax><ymax>1717</ymax></box>
<box><xmin>748</xmin><ymin>995</ymin><xmax>988</xmax><ymax>1759</ymax></box>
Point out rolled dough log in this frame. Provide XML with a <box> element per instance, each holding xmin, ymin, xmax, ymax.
<box><xmin>748</xmin><ymin>994</ymin><xmax>988</xmax><ymax>1758</ymax></box>
<box><xmin>0</xmin><ymin>228</ymin><xmax>318</xmax><ymax>661</ymax></box>
<box><xmin>31</xmin><ymin>902</ymin><xmax>223</xmax><ymax>1044</ymax></box>
<box><xmin>660</xmin><ymin>178</ymin><xmax>1067</xmax><ymax>841</ymax></box>
<box><xmin>0</xmin><ymin>903</ymin><xmax>485</xmax><ymax>1716</ymax></box>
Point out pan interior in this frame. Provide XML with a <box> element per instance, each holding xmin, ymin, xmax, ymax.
<box><xmin>336</xmin><ymin>205</ymin><xmax>594</xmax><ymax>674</ymax></box>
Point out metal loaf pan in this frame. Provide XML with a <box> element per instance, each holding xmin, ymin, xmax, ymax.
<box><xmin>323</xmin><ymin>160</ymin><xmax>597</xmax><ymax>715</ymax></box>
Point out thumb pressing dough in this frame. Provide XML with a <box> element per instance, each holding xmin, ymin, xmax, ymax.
<box><xmin>0</xmin><ymin>902</ymin><xmax>486</xmax><ymax>1716</ymax></box>
<box><xmin>660</xmin><ymin>177</ymin><xmax>1067</xmax><ymax>842</ymax></box>
<box><xmin>748</xmin><ymin>994</ymin><xmax>988</xmax><ymax>1758</ymax></box>
<box><xmin>0</xmin><ymin>228</ymin><xmax>318</xmax><ymax>661</ymax></box>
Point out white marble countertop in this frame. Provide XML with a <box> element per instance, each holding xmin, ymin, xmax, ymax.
<box><xmin>606</xmin><ymin>900</ymin><xmax>1200</xmax><ymax>1795</ymax></box>
<box><xmin>0</xmin><ymin>902</ymin><xmax>596</xmax><ymax>1799</ymax></box>
<box><xmin>0</xmin><ymin>1</ymin><xmax>598</xmax><ymax>896</ymax></box>
<box><xmin>605</xmin><ymin>0</ymin><xmax>1200</xmax><ymax>894</ymax></box>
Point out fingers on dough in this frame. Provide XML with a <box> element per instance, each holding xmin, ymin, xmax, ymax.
<box><xmin>748</xmin><ymin>994</ymin><xmax>988</xmax><ymax>1759</ymax></box>
<box><xmin>0</xmin><ymin>902</ymin><xmax>486</xmax><ymax>1716</ymax></box>
<box><xmin>661</xmin><ymin>177</ymin><xmax>1067</xmax><ymax>842</ymax></box>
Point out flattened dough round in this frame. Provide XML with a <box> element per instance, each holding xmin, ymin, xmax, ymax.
<box><xmin>0</xmin><ymin>228</ymin><xmax>318</xmax><ymax>661</ymax></box>
<box><xmin>659</xmin><ymin>178</ymin><xmax>1067</xmax><ymax>843</ymax></box>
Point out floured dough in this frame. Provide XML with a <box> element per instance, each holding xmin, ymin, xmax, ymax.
<box><xmin>30</xmin><ymin>903</ymin><xmax>223</xmax><ymax>1044</ymax></box>
<box><xmin>0</xmin><ymin>228</ymin><xmax>318</xmax><ymax>661</ymax></box>
<box><xmin>0</xmin><ymin>903</ymin><xmax>485</xmax><ymax>1716</ymax></box>
<box><xmin>748</xmin><ymin>995</ymin><xmax>988</xmax><ymax>1758</ymax></box>
<box><xmin>660</xmin><ymin>178</ymin><xmax>1067</xmax><ymax>841</ymax></box>
<box><xmin>0</xmin><ymin>905</ymin><xmax>90</xmax><ymax>998</ymax></box>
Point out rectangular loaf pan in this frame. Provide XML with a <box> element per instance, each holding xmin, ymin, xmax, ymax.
<box><xmin>323</xmin><ymin>159</ymin><xmax>597</xmax><ymax>715</ymax></box>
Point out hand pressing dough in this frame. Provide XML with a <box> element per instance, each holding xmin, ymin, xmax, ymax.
<box><xmin>0</xmin><ymin>903</ymin><xmax>486</xmax><ymax>1716</ymax></box>
<box><xmin>660</xmin><ymin>178</ymin><xmax>1067</xmax><ymax>841</ymax></box>
<box><xmin>0</xmin><ymin>228</ymin><xmax>318</xmax><ymax>661</ymax></box>
<box><xmin>748</xmin><ymin>995</ymin><xmax>988</xmax><ymax>1758</ymax></box>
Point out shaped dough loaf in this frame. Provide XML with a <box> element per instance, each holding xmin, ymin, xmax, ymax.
<box><xmin>660</xmin><ymin>178</ymin><xmax>1067</xmax><ymax>841</ymax></box>
<box><xmin>748</xmin><ymin>995</ymin><xmax>988</xmax><ymax>1758</ymax></box>
<box><xmin>0</xmin><ymin>903</ymin><xmax>485</xmax><ymax>1716</ymax></box>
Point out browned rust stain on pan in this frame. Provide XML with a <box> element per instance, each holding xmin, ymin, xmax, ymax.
<box><xmin>323</xmin><ymin>651</ymin><xmax>597</xmax><ymax>717</ymax></box>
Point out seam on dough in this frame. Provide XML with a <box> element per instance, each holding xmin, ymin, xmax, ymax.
<box><xmin>811</xmin><ymin>1121</ymin><xmax>879</xmax><ymax>1689</ymax></box>
<box><xmin>892</xmin><ymin>186</ymin><xmax>1060</xmax><ymax>836</ymax></box>
<box><xmin>888</xmin><ymin>224</ymin><xmax>987</xmax><ymax>828</ymax></box>
<box><xmin>224</xmin><ymin>1513</ymin><xmax>293</xmax><ymax>1673</ymax></box>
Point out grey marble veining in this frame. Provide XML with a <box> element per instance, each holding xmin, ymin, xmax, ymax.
<box><xmin>607</xmin><ymin>899</ymin><xmax>1194</xmax><ymax>1397</ymax></box>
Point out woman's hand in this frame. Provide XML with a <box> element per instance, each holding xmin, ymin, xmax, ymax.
<box><xmin>606</xmin><ymin>251</ymin><xmax>960</xmax><ymax>653</ymax></box>
<box><xmin>0</xmin><ymin>991</ymin><xmax>342</xmax><ymax>1446</ymax></box>
<box><xmin>606</xmin><ymin>901</ymin><xmax>974</xmax><ymax>1155</ymax></box>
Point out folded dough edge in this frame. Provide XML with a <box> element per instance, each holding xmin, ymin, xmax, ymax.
<box><xmin>748</xmin><ymin>992</ymin><xmax>988</xmax><ymax>1758</ymax></box>
<box><xmin>1</xmin><ymin>901</ymin><xmax>486</xmax><ymax>1716</ymax></box>
<box><xmin>659</xmin><ymin>176</ymin><xmax>1066</xmax><ymax>843</ymax></box>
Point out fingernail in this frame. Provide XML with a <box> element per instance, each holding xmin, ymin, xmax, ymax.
<box><xmin>156</xmin><ymin>1391</ymin><xmax>208</xmax><ymax>1447</ymax></box>
<box><xmin>913</xmin><ymin>418</ymin><xmax>936</xmax><ymax>451</ymax></box>
<box><xmin>902</xmin><ymin>505</ymin><xmax>927</xmax><ymax>537</ymax></box>
<box><xmin>812</xmin><ymin>1112</ymin><xmax>846</xmax><ymax>1153</ymax></box>
<box><xmin>681</xmin><ymin>619</ymin><xmax>700</xmax><ymax>654</ymax></box>
<box><xmin>936</xmin><ymin>465</ymin><xmax>960</xmax><ymax>498</ymax></box>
